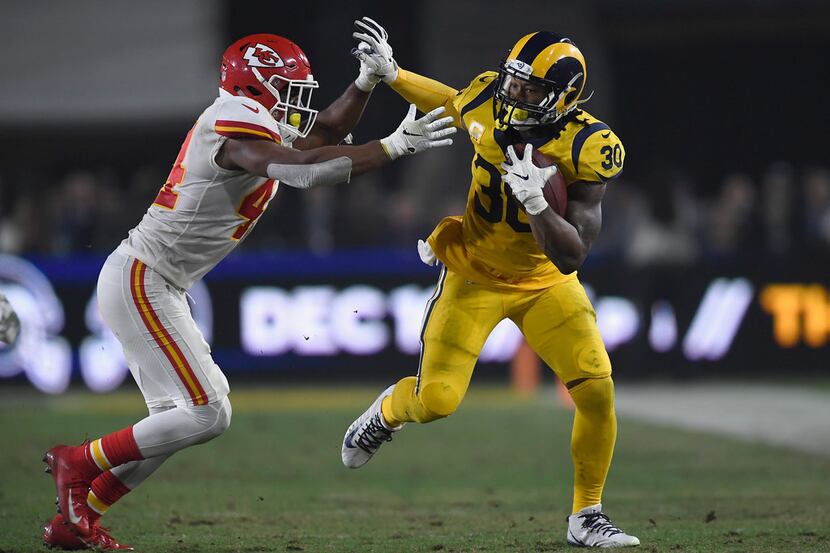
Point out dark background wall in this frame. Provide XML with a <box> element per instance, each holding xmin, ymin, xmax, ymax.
<box><xmin>3</xmin><ymin>0</ymin><xmax>827</xmax><ymax>192</ymax></box>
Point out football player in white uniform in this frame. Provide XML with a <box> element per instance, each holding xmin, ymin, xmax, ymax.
<box><xmin>41</xmin><ymin>33</ymin><xmax>456</xmax><ymax>551</ymax></box>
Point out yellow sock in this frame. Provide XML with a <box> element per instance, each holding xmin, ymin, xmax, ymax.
<box><xmin>380</xmin><ymin>396</ymin><xmax>398</xmax><ymax>427</ymax></box>
<box><xmin>569</xmin><ymin>377</ymin><xmax>617</xmax><ymax>513</ymax></box>
<box><xmin>87</xmin><ymin>490</ymin><xmax>110</xmax><ymax>516</ymax></box>
<box><xmin>381</xmin><ymin>376</ymin><xmax>462</xmax><ymax>426</ymax></box>
<box><xmin>381</xmin><ymin>377</ymin><xmax>417</xmax><ymax>427</ymax></box>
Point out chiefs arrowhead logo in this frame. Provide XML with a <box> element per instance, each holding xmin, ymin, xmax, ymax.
<box><xmin>243</xmin><ymin>44</ymin><xmax>285</xmax><ymax>68</ymax></box>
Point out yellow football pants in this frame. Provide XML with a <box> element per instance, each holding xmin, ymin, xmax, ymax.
<box><xmin>382</xmin><ymin>267</ymin><xmax>616</xmax><ymax>512</ymax></box>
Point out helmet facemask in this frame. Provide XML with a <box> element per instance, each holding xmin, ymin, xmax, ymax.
<box><xmin>253</xmin><ymin>68</ymin><xmax>319</xmax><ymax>143</ymax></box>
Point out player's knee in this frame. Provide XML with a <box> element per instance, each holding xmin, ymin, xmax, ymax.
<box><xmin>213</xmin><ymin>396</ymin><xmax>232</xmax><ymax>436</ymax></box>
<box><xmin>569</xmin><ymin>376</ymin><xmax>615</xmax><ymax>416</ymax></box>
<box><xmin>188</xmin><ymin>396</ymin><xmax>232</xmax><ymax>443</ymax></box>
<box><xmin>418</xmin><ymin>381</ymin><xmax>461</xmax><ymax>421</ymax></box>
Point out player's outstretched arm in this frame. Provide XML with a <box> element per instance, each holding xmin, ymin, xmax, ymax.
<box><xmin>293</xmin><ymin>82</ymin><xmax>371</xmax><ymax>150</ymax></box>
<box><xmin>217</xmin><ymin>104</ymin><xmax>455</xmax><ymax>189</ymax></box>
<box><xmin>352</xmin><ymin>16</ymin><xmax>463</xmax><ymax>126</ymax></box>
<box><xmin>502</xmin><ymin>144</ymin><xmax>604</xmax><ymax>274</ymax></box>
<box><xmin>293</xmin><ymin>19</ymin><xmax>393</xmax><ymax>150</ymax></box>
<box><xmin>283</xmin><ymin>17</ymin><xmax>406</xmax><ymax>151</ymax></box>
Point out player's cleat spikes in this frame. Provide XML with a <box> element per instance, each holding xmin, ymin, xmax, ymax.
<box><xmin>43</xmin><ymin>514</ymin><xmax>88</xmax><ymax>550</ymax></box>
<box><xmin>341</xmin><ymin>385</ymin><xmax>403</xmax><ymax>468</ymax></box>
<box><xmin>44</xmin><ymin>514</ymin><xmax>134</xmax><ymax>551</ymax></box>
<box><xmin>82</xmin><ymin>524</ymin><xmax>134</xmax><ymax>551</ymax></box>
<box><xmin>566</xmin><ymin>504</ymin><xmax>640</xmax><ymax>548</ymax></box>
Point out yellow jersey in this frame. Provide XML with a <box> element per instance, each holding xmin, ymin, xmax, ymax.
<box><xmin>391</xmin><ymin>69</ymin><xmax>625</xmax><ymax>291</ymax></box>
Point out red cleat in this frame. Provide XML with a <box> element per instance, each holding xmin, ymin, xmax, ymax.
<box><xmin>43</xmin><ymin>514</ymin><xmax>88</xmax><ymax>550</ymax></box>
<box><xmin>43</xmin><ymin>444</ymin><xmax>99</xmax><ymax>537</ymax></box>
<box><xmin>83</xmin><ymin>524</ymin><xmax>134</xmax><ymax>551</ymax></box>
<box><xmin>43</xmin><ymin>514</ymin><xmax>133</xmax><ymax>551</ymax></box>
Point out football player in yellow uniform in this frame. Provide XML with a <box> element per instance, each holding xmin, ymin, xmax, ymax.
<box><xmin>341</xmin><ymin>18</ymin><xmax>639</xmax><ymax>548</ymax></box>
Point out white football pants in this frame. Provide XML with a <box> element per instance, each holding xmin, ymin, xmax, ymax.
<box><xmin>97</xmin><ymin>251</ymin><xmax>231</xmax><ymax>471</ymax></box>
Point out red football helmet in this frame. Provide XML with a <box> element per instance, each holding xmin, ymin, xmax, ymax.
<box><xmin>220</xmin><ymin>34</ymin><xmax>319</xmax><ymax>142</ymax></box>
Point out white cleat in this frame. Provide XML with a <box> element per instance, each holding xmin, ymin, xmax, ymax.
<box><xmin>567</xmin><ymin>504</ymin><xmax>640</xmax><ymax>548</ymax></box>
<box><xmin>341</xmin><ymin>385</ymin><xmax>403</xmax><ymax>469</ymax></box>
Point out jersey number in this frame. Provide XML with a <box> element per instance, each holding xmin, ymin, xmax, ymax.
<box><xmin>154</xmin><ymin>127</ymin><xmax>196</xmax><ymax>210</ymax></box>
<box><xmin>232</xmin><ymin>179</ymin><xmax>276</xmax><ymax>240</ymax></box>
<box><xmin>600</xmin><ymin>144</ymin><xmax>623</xmax><ymax>171</ymax></box>
<box><xmin>472</xmin><ymin>154</ymin><xmax>530</xmax><ymax>233</ymax></box>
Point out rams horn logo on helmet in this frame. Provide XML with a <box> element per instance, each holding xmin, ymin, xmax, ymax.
<box><xmin>243</xmin><ymin>44</ymin><xmax>285</xmax><ymax>68</ymax></box>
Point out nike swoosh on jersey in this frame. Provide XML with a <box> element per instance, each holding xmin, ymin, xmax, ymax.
<box><xmin>243</xmin><ymin>104</ymin><xmax>260</xmax><ymax>114</ymax></box>
<box><xmin>601</xmin><ymin>131</ymin><xmax>611</xmax><ymax>138</ymax></box>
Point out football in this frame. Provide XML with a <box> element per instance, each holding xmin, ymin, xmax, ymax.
<box><xmin>512</xmin><ymin>143</ymin><xmax>568</xmax><ymax>216</ymax></box>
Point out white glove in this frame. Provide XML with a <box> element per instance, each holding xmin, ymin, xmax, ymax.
<box><xmin>417</xmin><ymin>239</ymin><xmax>437</xmax><ymax>266</ymax></box>
<box><xmin>381</xmin><ymin>104</ymin><xmax>456</xmax><ymax>159</ymax></box>
<box><xmin>352</xmin><ymin>16</ymin><xmax>399</xmax><ymax>92</ymax></box>
<box><xmin>0</xmin><ymin>293</ymin><xmax>20</xmax><ymax>346</ymax></box>
<box><xmin>501</xmin><ymin>144</ymin><xmax>557</xmax><ymax>215</ymax></box>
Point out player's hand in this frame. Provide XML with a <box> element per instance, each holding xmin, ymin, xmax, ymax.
<box><xmin>0</xmin><ymin>293</ymin><xmax>20</xmax><ymax>346</ymax></box>
<box><xmin>352</xmin><ymin>16</ymin><xmax>398</xmax><ymax>92</ymax></box>
<box><xmin>381</xmin><ymin>104</ymin><xmax>456</xmax><ymax>159</ymax></box>
<box><xmin>501</xmin><ymin>144</ymin><xmax>556</xmax><ymax>215</ymax></box>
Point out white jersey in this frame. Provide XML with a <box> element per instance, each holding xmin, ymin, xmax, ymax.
<box><xmin>118</xmin><ymin>91</ymin><xmax>283</xmax><ymax>290</ymax></box>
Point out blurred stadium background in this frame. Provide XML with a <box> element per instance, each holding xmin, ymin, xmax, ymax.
<box><xmin>2</xmin><ymin>1</ymin><xmax>830</xmax><ymax>551</ymax></box>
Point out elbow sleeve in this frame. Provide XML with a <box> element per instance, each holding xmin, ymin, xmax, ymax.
<box><xmin>266</xmin><ymin>157</ymin><xmax>352</xmax><ymax>189</ymax></box>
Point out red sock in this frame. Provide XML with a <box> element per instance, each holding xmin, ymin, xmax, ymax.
<box><xmin>87</xmin><ymin>471</ymin><xmax>132</xmax><ymax>521</ymax></box>
<box><xmin>85</xmin><ymin>426</ymin><xmax>144</xmax><ymax>472</ymax></box>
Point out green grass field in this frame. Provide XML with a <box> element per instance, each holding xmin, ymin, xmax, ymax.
<box><xmin>2</xmin><ymin>385</ymin><xmax>829</xmax><ymax>552</ymax></box>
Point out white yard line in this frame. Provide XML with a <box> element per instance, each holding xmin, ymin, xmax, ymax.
<box><xmin>614</xmin><ymin>383</ymin><xmax>830</xmax><ymax>456</ymax></box>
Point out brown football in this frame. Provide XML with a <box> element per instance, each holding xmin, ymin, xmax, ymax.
<box><xmin>513</xmin><ymin>143</ymin><xmax>568</xmax><ymax>216</ymax></box>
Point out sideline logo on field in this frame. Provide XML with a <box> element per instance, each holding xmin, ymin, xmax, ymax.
<box><xmin>0</xmin><ymin>254</ymin><xmax>71</xmax><ymax>393</ymax></box>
